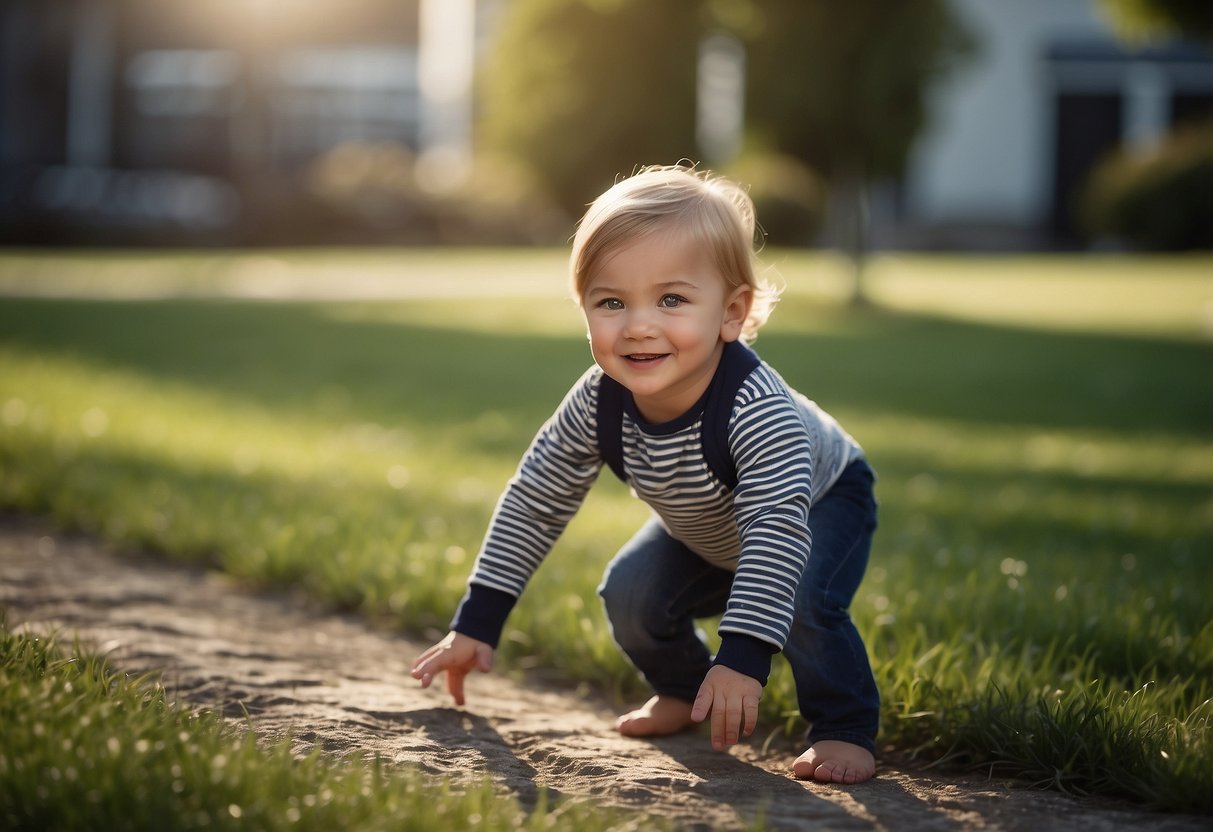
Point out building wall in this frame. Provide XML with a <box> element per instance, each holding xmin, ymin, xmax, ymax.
<box><xmin>903</xmin><ymin>0</ymin><xmax>1111</xmax><ymax>230</ymax></box>
<box><xmin>901</xmin><ymin>0</ymin><xmax>1213</xmax><ymax>246</ymax></box>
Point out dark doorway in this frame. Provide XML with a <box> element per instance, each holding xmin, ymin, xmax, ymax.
<box><xmin>1051</xmin><ymin>92</ymin><xmax>1123</xmax><ymax>244</ymax></box>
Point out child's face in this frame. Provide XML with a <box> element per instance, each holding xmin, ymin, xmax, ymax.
<box><xmin>581</xmin><ymin>228</ymin><xmax>751</xmax><ymax>423</ymax></box>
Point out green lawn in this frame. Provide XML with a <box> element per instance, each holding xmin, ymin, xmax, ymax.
<box><xmin>0</xmin><ymin>622</ymin><xmax>662</xmax><ymax>831</ymax></box>
<box><xmin>1</xmin><ymin>249</ymin><xmax>1210</xmax><ymax>817</ymax></box>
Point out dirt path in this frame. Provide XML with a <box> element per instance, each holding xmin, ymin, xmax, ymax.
<box><xmin>1</xmin><ymin>516</ymin><xmax>1206</xmax><ymax>831</ymax></box>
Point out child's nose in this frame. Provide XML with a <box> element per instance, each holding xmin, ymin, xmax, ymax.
<box><xmin>621</xmin><ymin>310</ymin><xmax>658</xmax><ymax>339</ymax></box>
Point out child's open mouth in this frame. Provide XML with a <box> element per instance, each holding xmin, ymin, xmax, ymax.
<box><xmin>625</xmin><ymin>353</ymin><xmax>668</xmax><ymax>365</ymax></box>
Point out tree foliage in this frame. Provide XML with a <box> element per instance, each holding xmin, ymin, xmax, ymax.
<box><xmin>734</xmin><ymin>0</ymin><xmax>971</xmax><ymax>180</ymax></box>
<box><xmin>1098</xmin><ymin>0</ymin><xmax>1213</xmax><ymax>45</ymax></box>
<box><xmin>479</xmin><ymin>0</ymin><xmax>970</xmax><ymax>228</ymax></box>
<box><xmin>722</xmin><ymin>0</ymin><xmax>970</xmax><ymax>299</ymax></box>
<box><xmin>478</xmin><ymin>0</ymin><xmax>700</xmax><ymax>215</ymax></box>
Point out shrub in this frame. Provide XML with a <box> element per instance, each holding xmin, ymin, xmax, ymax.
<box><xmin>1079</xmin><ymin>116</ymin><xmax>1213</xmax><ymax>251</ymax></box>
<box><xmin>284</xmin><ymin>143</ymin><xmax>570</xmax><ymax>245</ymax></box>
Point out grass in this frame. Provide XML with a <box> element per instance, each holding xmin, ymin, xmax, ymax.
<box><xmin>0</xmin><ymin>620</ymin><xmax>664</xmax><ymax>832</ymax></box>
<box><xmin>1</xmin><ymin>248</ymin><xmax>1211</xmax><ymax>816</ymax></box>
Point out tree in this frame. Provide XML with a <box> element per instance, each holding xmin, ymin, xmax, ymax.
<box><xmin>478</xmin><ymin>0</ymin><xmax>701</xmax><ymax>217</ymax></box>
<box><xmin>480</xmin><ymin>0</ymin><xmax>970</xmax><ymax>304</ymax></box>
<box><xmin>728</xmin><ymin>0</ymin><xmax>971</xmax><ymax>302</ymax></box>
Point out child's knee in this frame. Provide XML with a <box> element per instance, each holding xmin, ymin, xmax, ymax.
<box><xmin>597</xmin><ymin>566</ymin><xmax>623</xmax><ymax>607</ymax></box>
<box><xmin>599</xmin><ymin>572</ymin><xmax>668</xmax><ymax>645</ymax></box>
<box><xmin>598</xmin><ymin>567</ymin><xmax>639</xmax><ymax>624</ymax></box>
<box><xmin>795</xmin><ymin>590</ymin><xmax>853</xmax><ymax>630</ymax></box>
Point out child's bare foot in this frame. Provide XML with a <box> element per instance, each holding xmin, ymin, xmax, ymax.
<box><xmin>615</xmin><ymin>695</ymin><xmax>696</xmax><ymax>737</ymax></box>
<box><xmin>792</xmin><ymin>740</ymin><xmax>876</xmax><ymax>784</ymax></box>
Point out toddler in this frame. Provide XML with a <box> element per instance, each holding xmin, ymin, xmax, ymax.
<box><xmin>412</xmin><ymin>164</ymin><xmax>880</xmax><ymax>784</ymax></box>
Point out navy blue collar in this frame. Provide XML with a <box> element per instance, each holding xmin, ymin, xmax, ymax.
<box><xmin>623</xmin><ymin>340</ymin><xmax>761</xmax><ymax>436</ymax></box>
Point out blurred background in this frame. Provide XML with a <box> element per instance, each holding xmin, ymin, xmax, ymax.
<box><xmin>1</xmin><ymin>0</ymin><xmax>1210</xmax><ymax>253</ymax></box>
<box><xmin>1</xmin><ymin>8</ymin><xmax>1211</xmax><ymax>813</ymax></box>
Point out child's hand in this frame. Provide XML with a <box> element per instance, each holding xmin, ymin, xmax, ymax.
<box><xmin>689</xmin><ymin>665</ymin><xmax>762</xmax><ymax>751</ymax></box>
<box><xmin>410</xmin><ymin>631</ymin><xmax>494</xmax><ymax>706</ymax></box>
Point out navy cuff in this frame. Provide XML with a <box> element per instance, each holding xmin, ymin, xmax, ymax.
<box><xmin>451</xmin><ymin>584</ymin><xmax>517</xmax><ymax>648</ymax></box>
<box><xmin>712</xmin><ymin>633</ymin><xmax>779</xmax><ymax>686</ymax></box>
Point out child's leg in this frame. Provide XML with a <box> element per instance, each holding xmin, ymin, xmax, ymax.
<box><xmin>782</xmin><ymin>458</ymin><xmax>880</xmax><ymax>782</ymax></box>
<box><xmin>598</xmin><ymin>518</ymin><xmax>732</xmax><ymax>736</ymax></box>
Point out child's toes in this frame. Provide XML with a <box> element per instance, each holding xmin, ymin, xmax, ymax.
<box><xmin>792</xmin><ymin>741</ymin><xmax>875</xmax><ymax>784</ymax></box>
<box><xmin>812</xmin><ymin>760</ymin><xmax>863</xmax><ymax>783</ymax></box>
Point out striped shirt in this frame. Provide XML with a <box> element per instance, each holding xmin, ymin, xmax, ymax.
<box><xmin>454</xmin><ymin>343</ymin><xmax>865</xmax><ymax>680</ymax></box>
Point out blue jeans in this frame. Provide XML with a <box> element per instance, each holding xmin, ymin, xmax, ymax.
<box><xmin>598</xmin><ymin>458</ymin><xmax>880</xmax><ymax>752</ymax></box>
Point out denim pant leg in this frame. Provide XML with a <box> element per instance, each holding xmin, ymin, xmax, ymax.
<box><xmin>783</xmin><ymin>458</ymin><xmax>881</xmax><ymax>752</ymax></box>
<box><xmin>598</xmin><ymin>518</ymin><xmax>734</xmax><ymax>704</ymax></box>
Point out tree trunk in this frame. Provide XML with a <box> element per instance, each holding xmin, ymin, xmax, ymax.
<box><xmin>832</xmin><ymin>169</ymin><xmax>872</xmax><ymax>307</ymax></box>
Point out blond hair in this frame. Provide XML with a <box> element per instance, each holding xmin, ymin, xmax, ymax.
<box><xmin>569</xmin><ymin>164</ymin><xmax>779</xmax><ymax>343</ymax></box>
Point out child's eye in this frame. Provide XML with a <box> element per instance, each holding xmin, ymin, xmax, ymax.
<box><xmin>597</xmin><ymin>298</ymin><xmax>624</xmax><ymax>310</ymax></box>
<box><xmin>659</xmin><ymin>294</ymin><xmax>686</xmax><ymax>308</ymax></box>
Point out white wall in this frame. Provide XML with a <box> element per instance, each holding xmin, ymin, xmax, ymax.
<box><xmin>903</xmin><ymin>0</ymin><xmax>1113</xmax><ymax>227</ymax></box>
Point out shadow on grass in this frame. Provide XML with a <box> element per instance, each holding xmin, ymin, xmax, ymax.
<box><xmin>3</xmin><ymin>295</ymin><xmax>1208</xmax><ymax>582</ymax></box>
<box><xmin>0</xmin><ymin>297</ymin><xmax>587</xmax><ymax>455</ymax></box>
<box><xmin>2</xmin><ymin>296</ymin><xmax>1210</xmax><ymax>613</ymax></box>
<box><xmin>758</xmin><ymin>307</ymin><xmax>1212</xmax><ymax>439</ymax></box>
<box><xmin>1</xmin><ymin>297</ymin><xmax>1210</xmax><ymax>442</ymax></box>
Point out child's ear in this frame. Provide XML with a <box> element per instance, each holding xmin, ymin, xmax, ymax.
<box><xmin>720</xmin><ymin>285</ymin><xmax>753</xmax><ymax>342</ymax></box>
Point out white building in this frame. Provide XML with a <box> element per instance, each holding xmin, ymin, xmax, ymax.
<box><xmin>897</xmin><ymin>0</ymin><xmax>1213</xmax><ymax>248</ymax></box>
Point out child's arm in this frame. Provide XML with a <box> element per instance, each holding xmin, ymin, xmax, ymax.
<box><xmin>690</xmin><ymin>664</ymin><xmax>762</xmax><ymax>751</ymax></box>
<box><xmin>410</xmin><ymin>631</ymin><xmax>494</xmax><ymax>706</ymax></box>
<box><xmin>415</xmin><ymin>372</ymin><xmax>602</xmax><ymax>707</ymax></box>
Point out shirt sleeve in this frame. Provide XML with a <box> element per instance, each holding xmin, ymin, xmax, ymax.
<box><xmin>451</xmin><ymin>367</ymin><xmax>604</xmax><ymax>646</ymax></box>
<box><xmin>712</xmin><ymin>387</ymin><xmax>814</xmax><ymax>680</ymax></box>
